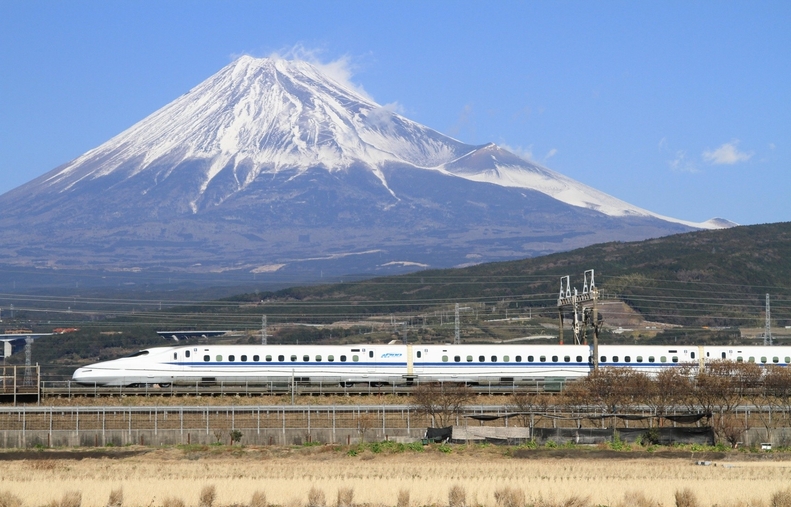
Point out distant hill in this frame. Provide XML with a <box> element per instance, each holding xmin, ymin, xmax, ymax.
<box><xmin>227</xmin><ymin>221</ymin><xmax>791</xmax><ymax>328</ymax></box>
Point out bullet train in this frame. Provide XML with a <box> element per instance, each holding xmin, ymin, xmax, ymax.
<box><xmin>72</xmin><ymin>343</ymin><xmax>791</xmax><ymax>387</ymax></box>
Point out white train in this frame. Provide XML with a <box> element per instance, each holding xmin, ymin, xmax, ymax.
<box><xmin>72</xmin><ymin>343</ymin><xmax>791</xmax><ymax>387</ymax></box>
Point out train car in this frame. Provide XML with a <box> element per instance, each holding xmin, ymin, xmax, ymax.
<box><xmin>72</xmin><ymin>343</ymin><xmax>791</xmax><ymax>387</ymax></box>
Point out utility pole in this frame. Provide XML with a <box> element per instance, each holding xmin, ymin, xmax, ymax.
<box><xmin>558</xmin><ymin>270</ymin><xmax>601</xmax><ymax>370</ymax></box>
<box><xmin>455</xmin><ymin>303</ymin><xmax>460</xmax><ymax>345</ymax></box>
<box><xmin>764</xmin><ymin>294</ymin><xmax>772</xmax><ymax>346</ymax></box>
<box><xmin>261</xmin><ymin>315</ymin><xmax>268</xmax><ymax>345</ymax></box>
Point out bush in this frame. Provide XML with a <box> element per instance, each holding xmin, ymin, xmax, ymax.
<box><xmin>162</xmin><ymin>498</ymin><xmax>186</xmax><ymax>507</ymax></box>
<box><xmin>448</xmin><ymin>485</ymin><xmax>466</xmax><ymax>507</ymax></box>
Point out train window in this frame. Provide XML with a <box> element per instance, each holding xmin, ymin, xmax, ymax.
<box><xmin>636</xmin><ymin>356</ymin><xmax>643</xmax><ymax>363</ymax></box>
<box><xmin>491</xmin><ymin>356</ymin><xmax>497</xmax><ymax>362</ymax></box>
<box><xmin>773</xmin><ymin>357</ymin><xmax>779</xmax><ymax>364</ymax></box>
<box><xmin>515</xmin><ymin>356</ymin><xmax>521</xmax><ymax>362</ymax></box>
<box><xmin>417</xmin><ymin>351</ymin><xmax>422</xmax><ymax>358</ymax></box>
<box><xmin>540</xmin><ymin>356</ymin><xmax>546</xmax><ymax>362</ymax></box>
<box><xmin>660</xmin><ymin>356</ymin><xmax>667</xmax><ymax>363</ymax></box>
<box><xmin>315</xmin><ymin>355</ymin><xmax>322</xmax><ymax>361</ymax></box>
<box><xmin>216</xmin><ymin>355</ymin><xmax>223</xmax><ymax>362</ymax></box>
<box><xmin>442</xmin><ymin>356</ymin><xmax>449</xmax><ymax>362</ymax></box>
<box><xmin>564</xmin><ymin>356</ymin><xmax>571</xmax><ymax>363</ymax></box>
<box><xmin>748</xmin><ymin>357</ymin><xmax>755</xmax><ymax>363</ymax></box>
<box><xmin>203</xmin><ymin>355</ymin><xmax>210</xmax><ymax>362</ymax></box>
<box><xmin>722</xmin><ymin>352</ymin><xmax>727</xmax><ymax>359</ymax></box>
<box><xmin>672</xmin><ymin>356</ymin><xmax>679</xmax><ymax>363</ymax></box>
<box><xmin>253</xmin><ymin>355</ymin><xmax>259</xmax><ymax>361</ymax></box>
<box><xmin>466</xmin><ymin>356</ymin><xmax>473</xmax><ymax>362</ymax></box>
<box><xmin>737</xmin><ymin>356</ymin><xmax>743</xmax><ymax>363</ymax></box>
<box><xmin>527</xmin><ymin>356</ymin><xmax>533</xmax><ymax>362</ymax></box>
<box><xmin>278</xmin><ymin>355</ymin><xmax>284</xmax><ymax>362</ymax></box>
<box><xmin>612</xmin><ymin>356</ymin><xmax>619</xmax><ymax>362</ymax></box>
<box><xmin>576</xmin><ymin>356</ymin><xmax>583</xmax><ymax>362</ymax></box>
<box><xmin>241</xmin><ymin>355</ymin><xmax>247</xmax><ymax>362</ymax></box>
<box><xmin>454</xmin><ymin>356</ymin><xmax>461</xmax><ymax>362</ymax></box>
<box><xmin>600</xmin><ymin>356</ymin><xmax>606</xmax><ymax>363</ymax></box>
<box><xmin>265</xmin><ymin>355</ymin><xmax>272</xmax><ymax>362</ymax></box>
<box><xmin>624</xmin><ymin>356</ymin><xmax>631</xmax><ymax>363</ymax></box>
<box><xmin>290</xmin><ymin>355</ymin><xmax>297</xmax><ymax>362</ymax></box>
<box><xmin>690</xmin><ymin>352</ymin><xmax>695</xmax><ymax>359</ymax></box>
<box><xmin>340</xmin><ymin>355</ymin><xmax>347</xmax><ymax>362</ymax></box>
<box><xmin>503</xmin><ymin>355</ymin><xmax>510</xmax><ymax>362</ymax></box>
<box><xmin>786</xmin><ymin>357</ymin><xmax>791</xmax><ymax>363</ymax></box>
<box><xmin>479</xmin><ymin>356</ymin><xmax>485</xmax><ymax>362</ymax></box>
<box><xmin>351</xmin><ymin>349</ymin><xmax>360</xmax><ymax>352</ymax></box>
<box><xmin>186</xmin><ymin>350</ymin><xmax>191</xmax><ymax>358</ymax></box>
<box><xmin>369</xmin><ymin>351</ymin><xmax>374</xmax><ymax>358</ymax></box>
<box><xmin>328</xmin><ymin>355</ymin><xmax>335</xmax><ymax>362</ymax></box>
<box><xmin>229</xmin><ymin>355</ymin><xmax>235</xmax><ymax>362</ymax></box>
<box><xmin>648</xmin><ymin>356</ymin><xmax>655</xmax><ymax>363</ymax></box>
<box><xmin>353</xmin><ymin>355</ymin><xmax>359</xmax><ymax>362</ymax></box>
<box><xmin>303</xmin><ymin>355</ymin><xmax>310</xmax><ymax>362</ymax></box>
<box><xmin>551</xmin><ymin>355</ymin><xmax>557</xmax><ymax>362</ymax></box>
<box><xmin>761</xmin><ymin>357</ymin><xmax>767</xmax><ymax>364</ymax></box>
<box><xmin>174</xmin><ymin>352</ymin><xmax>177</xmax><ymax>360</ymax></box>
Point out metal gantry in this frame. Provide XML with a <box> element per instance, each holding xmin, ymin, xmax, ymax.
<box><xmin>558</xmin><ymin>269</ymin><xmax>601</xmax><ymax>370</ymax></box>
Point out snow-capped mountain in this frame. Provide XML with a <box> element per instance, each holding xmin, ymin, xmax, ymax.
<box><xmin>0</xmin><ymin>56</ymin><xmax>732</xmax><ymax>281</ymax></box>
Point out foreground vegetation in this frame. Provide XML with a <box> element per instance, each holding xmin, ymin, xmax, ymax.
<box><xmin>1</xmin><ymin>444</ymin><xmax>791</xmax><ymax>507</ymax></box>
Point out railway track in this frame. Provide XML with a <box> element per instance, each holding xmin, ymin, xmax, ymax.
<box><xmin>34</xmin><ymin>378</ymin><xmax>572</xmax><ymax>399</ymax></box>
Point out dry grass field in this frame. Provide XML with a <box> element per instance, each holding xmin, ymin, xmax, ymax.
<box><xmin>1</xmin><ymin>446</ymin><xmax>791</xmax><ymax>507</ymax></box>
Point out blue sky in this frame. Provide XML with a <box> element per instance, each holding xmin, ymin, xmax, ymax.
<box><xmin>1</xmin><ymin>1</ymin><xmax>788</xmax><ymax>225</ymax></box>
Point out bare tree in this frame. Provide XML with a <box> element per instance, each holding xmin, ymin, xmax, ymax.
<box><xmin>412</xmin><ymin>382</ymin><xmax>474</xmax><ymax>427</ymax></box>
<box><xmin>692</xmin><ymin>361</ymin><xmax>761</xmax><ymax>446</ymax></box>
<box><xmin>645</xmin><ymin>366</ymin><xmax>693</xmax><ymax>423</ymax></box>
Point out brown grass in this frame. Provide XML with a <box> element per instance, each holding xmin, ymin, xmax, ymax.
<box><xmin>0</xmin><ymin>449</ymin><xmax>790</xmax><ymax>506</ymax></box>
<box><xmin>675</xmin><ymin>489</ymin><xmax>699</xmax><ymax>507</ymax></box>
<box><xmin>336</xmin><ymin>487</ymin><xmax>354</xmax><ymax>507</ymax></box>
<box><xmin>251</xmin><ymin>490</ymin><xmax>268</xmax><ymax>507</ymax></box>
<box><xmin>199</xmin><ymin>484</ymin><xmax>217</xmax><ymax>507</ymax></box>
<box><xmin>771</xmin><ymin>488</ymin><xmax>791</xmax><ymax>507</ymax></box>
<box><xmin>397</xmin><ymin>489</ymin><xmax>410</xmax><ymax>507</ymax></box>
<box><xmin>309</xmin><ymin>487</ymin><xmax>327</xmax><ymax>507</ymax></box>
<box><xmin>0</xmin><ymin>491</ymin><xmax>22</xmax><ymax>507</ymax></box>
<box><xmin>106</xmin><ymin>487</ymin><xmax>122</xmax><ymax>507</ymax></box>
<box><xmin>162</xmin><ymin>498</ymin><xmax>186</xmax><ymax>507</ymax></box>
<box><xmin>494</xmin><ymin>487</ymin><xmax>524</xmax><ymax>507</ymax></box>
<box><xmin>449</xmin><ymin>485</ymin><xmax>467</xmax><ymax>507</ymax></box>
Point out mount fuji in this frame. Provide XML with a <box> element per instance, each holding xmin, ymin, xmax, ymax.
<box><xmin>0</xmin><ymin>56</ymin><xmax>732</xmax><ymax>283</ymax></box>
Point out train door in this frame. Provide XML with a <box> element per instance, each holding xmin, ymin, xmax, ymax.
<box><xmin>413</xmin><ymin>347</ymin><xmax>426</xmax><ymax>375</ymax></box>
<box><xmin>366</xmin><ymin>348</ymin><xmax>376</xmax><ymax>373</ymax></box>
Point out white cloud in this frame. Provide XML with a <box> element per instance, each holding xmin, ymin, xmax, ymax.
<box><xmin>500</xmin><ymin>143</ymin><xmax>534</xmax><ymax>161</ymax></box>
<box><xmin>702</xmin><ymin>140</ymin><xmax>753</xmax><ymax>165</ymax></box>
<box><xmin>543</xmin><ymin>148</ymin><xmax>558</xmax><ymax>161</ymax></box>
<box><xmin>670</xmin><ymin>150</ymin><xmax>698</xmax><ymax>173</ymax></box>
<box><xmin>266</xmin><ymin>44</ymin><xmax>372</xmax><ymax>100</ymax></box>
<box><xmin>365</xmin><ymin>102</ymin><xmax>404</xmax><ymax>129</ymax></box>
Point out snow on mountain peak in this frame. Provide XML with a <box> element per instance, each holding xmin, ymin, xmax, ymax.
<box><xmin>26</xmin><ymin>55</ymin><xmax>725</xmax><ymax>229</ymax></box>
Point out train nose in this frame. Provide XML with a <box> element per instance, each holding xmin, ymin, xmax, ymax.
<box><xmin>72</xmin><ymin>367</ymin><xmax>94</xmax><ymax>384</ymax></box>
